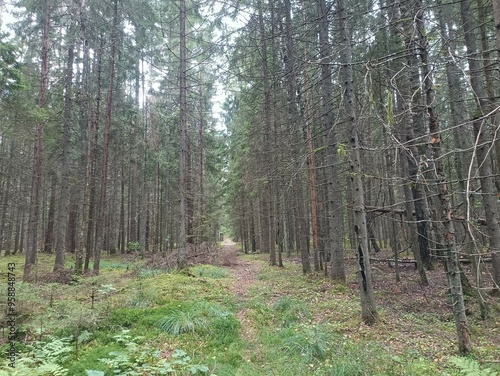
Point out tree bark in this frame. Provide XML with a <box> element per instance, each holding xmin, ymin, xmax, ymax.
<box><xmin>417</xmin><ymin>0</ymin><xmax>472</xmax><ymax>353</ymax></box>
<box><xmin>43</xmin><ymin>171</ymin><xmax>56</xmax><ymax>254</ymax></box>
<box><xmin>178</xmin><ymin>0</ymin><xmax>188</xmax><ymax>268</ymax></box>
<box><xmin>461</xmin><ymin>0</ymin><xmax>500</xmax><ymax>289</ymax></box>
<box><xmin>54</xmin><ymin>17</ymin><xmax>76</xmax><ymax>272</ymax></box>
<box><xmin>337</xmin><ymin>0</ymin><xmax>377</xmax><ymax>324</ymax></box>
<box><xmin>24</xmin><ymin>0</ymin><xmax>51</xmax><ymax>280</ymax></box>
<box><xmin>317</xmin><ymin>0</ymin><xmax>345</xmax><ymax>283</ymax></box>
<box><xmin>94</xmin><ymin>0</ymin><xmax>118</xmax><ymax>274</ymax></box>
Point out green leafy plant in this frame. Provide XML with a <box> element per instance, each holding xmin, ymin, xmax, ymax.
<box><xmin>97</xmin><ymin>284</ymin><xmax>117</xmax><ymax>295</ymax></box>
<box><xmin>87</xmin><ymin>330</ymin><xmax>214</xmax><ymax>375</ymax></box>
<box><xmin>0</xmin><ymin>336</ymin><xmax>73</xmax><ymax>375</ymax></box>
<box><xmin>85</xmin><ymin>371</ymin><xmax>105</xmax><ymax>376</ymax></box>
<box><xmin>126</xmin><ymin>242</ymin><xmax>141</xmax><ymax>253</ymax></box>
<box><xmin>0</xmin><ymin>361</ymin><xmax>68</xmax><ymax>376</ymax></box>
<box><xmin>449</xmin><ymin>357</ymin><xmax>498</xmax><ymax>376</ymax></box>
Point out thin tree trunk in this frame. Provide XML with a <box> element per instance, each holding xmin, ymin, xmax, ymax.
<box><xmin>178</xmin><ymin>0</ymin><xmax>188</xmax><ymax>268</ymax></box>
<box><xmin>25</xmin><ymin>0</ymin><xmax>51</xmax><ymax>279</ymax></box>
<box><xmin>94</xmin><ymin>0</ymin><xmax>118</xmax><ymax>274</ymax></box>
<box><xmin>75</xmin><ymin>0</ymin><xmax>90</xmax><ymax>274</ymax></box>
<box><xmin>317</xmin><ymin>0</ymin><xmax>345</xmax><ymax>283</ymax></box>
<box><xmin>43</xmin><ymin>171</ymin><xmax>57</xmax><ymax>254</ymax></box>
<box><xmin>304</xmin><ymin>58</ymin><xmax>319</xmax><ymax>271</ymax></box>
<box><xmin>461</xmin><ymin>0</ymin><xmax>500</xmax><ymax>289</ymax></box>
<box><xmin>54</xmin><ymin>21</ymin><xmax>76</xmax><ymax>272</ymax></box>
<box><xmin>417</xmin><ymin>1</ymin><xmax>472</xmax><ymax>352</ymax></box>
<box><xmin>338</xmin><ymin>0</ymin><xmax>377</xmax><ymax>324</ymax></box>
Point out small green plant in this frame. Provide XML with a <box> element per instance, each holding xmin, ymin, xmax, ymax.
<box><xmin>0</xmin><ymin>336</ymin><xmax>73</xmax><ymax>375</ymax></box>
<box><xmin>87</xmin><ymin>330</ymin><xmax>213</xmax><ymax>375</ymax></box>
<box><xmin>127</xmin><ymin>282</ymin><xmax>160</xmax><ymax>308</ymax></box>
<box><xmin>0</xmin><ymin>361</ymin><xmax>68</xmax><ymax>376</ymax></box>
<box><xmin>126</xmin><ymin>242</ymin><xmax>141</xmax><ymax>253</ymax></box>
<box><xmin>135</xmin><ymin>266</ymin><xmax>164</xmax><ymax>279</ymax></box>
<box><xmin>450</xmin><ymin>356</ymin><xmax>498</xmax><ymax>376</ymax></box>
<box><xmin>97</xmin><ymin>284</ymin><xmax>116</xmax><ymax>295</ymax></box>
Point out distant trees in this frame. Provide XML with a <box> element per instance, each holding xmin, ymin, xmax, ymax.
<box><xmin>0</xmin><ymin>0</ymin><xmax>226</xmax><ymax>279</ymax></box>
<box><xmin>223</xmin><ymin>0</ymin><xmax>500</xmax><ymax>353</ymax></box>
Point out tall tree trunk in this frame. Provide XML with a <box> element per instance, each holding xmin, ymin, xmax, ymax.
<box><xmin>43</xmin><ymin>171</ymin><xmax>56</xmax><ymax>254</ymax></box>
<box><xmin>94</xmin><ymin>0</ymin><xmax>118</xmax><ymax>274</ymax></box>
<box><xmin>461</xmin><ymin>0</ymin><xmax>500</xmax><ymax>289</ymax></box>
<box><xmin>197</xmin><ymin>75</ymin><xmax>205</xmax><ymax>245</ymax></box>
<box><xmin>387</xmin><ymin>0</ymin><xmax>431</xmax><ymax>277</ymax></box>
<box><xmin>257</xmin><ymin>0</ymin><xmax>276</xmax><ymax>265</ymax></box>
<box><xmin>416</xmin><ymin>1</ymin><xmax>472</xmax><ymax>353</ymax></box>
<box><xmin>24</xmin><ymin>0</ymin><xmax>51</xmax><ymax>279</ymax></box>
<box><xmin>178</xmin><ymin>0</ymin><xmax>188</xmax><ymax>268</ymax></box>
<box><xmin>338</xmin><ymin>0</ymin><xmax>377</xmax><ymax>324</ymax></box>
<box><xmin>317</xmin><ymin>0</ymin><xmax>345</xmax><ymax>283</ymax></box>
<box><xmin>304</xmin><ymin>54</ymin><xmax>319</xmax><ymax>271</ymax></box>
<box><xmin>75</xmin><ymin>0</ymin><xmax>90</xmax><ymax>274</ymax></box>
<box><xmin>83</xmin><ymin>37</ymin><xmax>103</xmax><ymax>273</ymax></box>
<box><xmin>403</xmin><ymin>0</ymin><xmax>432</xmax><ymax>269</ymax></box>
<box><xmin>54</xmin><ymin>19</ymin><xmax>76</xmax><ymax>272</ymax></box>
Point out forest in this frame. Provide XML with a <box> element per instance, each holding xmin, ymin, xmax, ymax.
<box><xmin>0</xmin><ymin>0</ymin><xmax>500</xmax><ymax>374</ymax></box>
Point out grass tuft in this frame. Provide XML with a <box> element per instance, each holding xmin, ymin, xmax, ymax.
<box><xmin>156</xmin><ymin>309</ymin><xmax>207</xmax><ymax>335</ymax></box>
<box><xmin>272</xmin><ymin>296</ymin><xmax>311</xmax><ymax>327</ymax></box>
<box><xmin>281</xmin><ymin>324</ymin><xmax>330</xmax><ymax>361</ymax></box>
<box><xmin>156</xmin><ymin>301</ymin><xmax>235</xmax><ymax>336</ymax></box>
<box><xmin>190</xmin><ymin>265</ymin><xmax>231</xmax><ymax>279</ymax></box>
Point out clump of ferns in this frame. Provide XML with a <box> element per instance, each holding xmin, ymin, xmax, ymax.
<box><xmin>155</xmin><ymin>301</ymin><xmax>237</xmax><ymax>337</ymax></box>
<box><xmin>0</xmin><ymin>331</ymin><xmax>94</xmax><ymax>376</ymax></box>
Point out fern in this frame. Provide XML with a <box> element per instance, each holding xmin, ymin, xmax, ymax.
<box><xmin>30</xmin><ymin>335</ymin><xmax>73</xmax><ymax>363</ymax></box>
<box><xmin>0</xmin><ymin>335</ymin><xmax>74</xmax><ymax>375</ymax></box>
<box><xmin>85</xmin><ymin>371</ymin><xmax>105</xmax><ymax>376</ymax></box>
<box><xmin>94</xmin><ymin>331</ymin><xmax>212</xmax><ymax>375</ymax></box>
<box><xmin>77</xmin><ymin>330</ymin><xmax>93</xmax><ymax>346</ymax></box>
<box><xmin>0</xmin><ymin>359</ymin><xmax>68</xmax><ymax>375</ymax></box>
<box><xmin>449</xmin><ymin>357</ymin><xmax>498</xmax><ymax>376</ymax></box>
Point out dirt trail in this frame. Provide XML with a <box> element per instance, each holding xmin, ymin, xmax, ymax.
<box><xmin>221</xmin><ymin>241</ymin><xmax>260</xmax><ymax>357</ymax></box>
<box><xmin>223</xmin><ymin>241</ymin><xmax>259</xmax><ymax>298</ymax></box>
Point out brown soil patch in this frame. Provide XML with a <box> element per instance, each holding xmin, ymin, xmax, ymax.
<box><xmin>222</xmin><ymin>242</ymin><xmax>261</xmax><ymax>356</ymax></box>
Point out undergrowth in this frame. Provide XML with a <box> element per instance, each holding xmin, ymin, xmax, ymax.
<box><xmin>0</xmin><ymin>252</ymin><xmax>498</xmax><ymax>375</ymax></box>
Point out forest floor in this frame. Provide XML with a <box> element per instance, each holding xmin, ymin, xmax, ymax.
<box><xmin>0</xmin><ymin>244</ymin><xmax>499</xmax><ymax>375</ymax></box>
